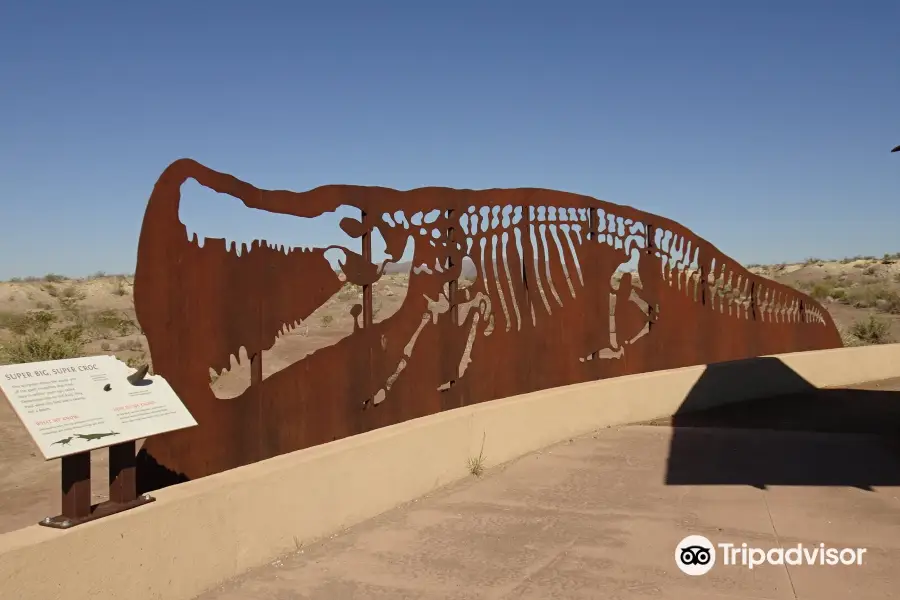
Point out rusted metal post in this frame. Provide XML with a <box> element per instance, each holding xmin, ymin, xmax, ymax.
<box><xmin>60</xmin><ymin>452</ymin><xmax>91</xmax><ymax>521</ymax></box>
<box><xmin>108</xmin><ymin>441</ymin><xmax>137</xmax><ymax>504</ymax></box>
<box><xmin>644</xmin><ymin>223</ymin><xmax>656</xmax><ymax>326</ymax></box>
<box><xmin>588</xmin><ymin>208</ymin><xmax>598</xmax><ymax>361</ymax></box>
<box><xmin>750</xmin><ymin>281</ymin><xmax>758</xmax><ymax>321</ymax></box>
<box><xmin>447</xmin><ymin>209</ymin><xmax>458</xmax><ymax>326</ymax></box>
<box><xmin>522</xmin><ymin>207</ymin><xmax>533</xmax><ymax>294</ymax></box>
<box><xmin>362</xmin><ymin>209</ymin><xmax>373</xmax><ymax>328</ymax></box>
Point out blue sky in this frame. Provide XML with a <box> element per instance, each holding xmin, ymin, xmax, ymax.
<box><xmin>0</xmin><ymin>1</ymin><xmax>898</xmax><ymax>280</ymax></box>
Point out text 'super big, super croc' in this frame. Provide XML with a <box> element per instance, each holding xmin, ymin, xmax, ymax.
<box><xmin>133</xmin><ymin>159</ymin><xmax>842</xmax><ymax>489</ymax></box>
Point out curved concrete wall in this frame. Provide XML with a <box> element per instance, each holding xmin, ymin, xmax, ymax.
<box><xmin>2</xmin><ymin>344</ymin><xmax>900</xmax><ymax>600</ymax></box>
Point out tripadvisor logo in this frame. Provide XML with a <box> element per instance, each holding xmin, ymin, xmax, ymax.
<box><xmin>676</xmin><ymin>535</ymin><xmax>867</xmax><ymax>575</ymax></box>
<box><xmin>675</xmin><ymin>535</ymin><xmax>716</xmax><ymax>576</ymax></box>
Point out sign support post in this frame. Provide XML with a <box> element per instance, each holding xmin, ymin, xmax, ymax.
<box><xmin>108</xmin><ymin>439</ymin><xmax>137</xmax><ymax>504</ymax></box>
<box><xmin>0</xmin><ymin>355</ymin><xmax>196</xmax><ymax>530</ymax></box>
<box><xmin>41</xmin><ymin>440</ymin><xmax>154</xmax><ymax>529</ymax></box>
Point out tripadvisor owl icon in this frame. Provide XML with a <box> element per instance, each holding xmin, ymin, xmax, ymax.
<box><xmin>676</xmin><ymin>535</ymin><xmax>716</xmax><ymax>576</ymax></box>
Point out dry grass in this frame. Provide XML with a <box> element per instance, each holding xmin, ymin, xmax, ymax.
<box><xmin>467</xmin><ymin>432</ymin><xmax>487</xmax><ymax>477</ymax></box>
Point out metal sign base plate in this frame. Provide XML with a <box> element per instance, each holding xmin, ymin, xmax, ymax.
<box><xmin>39</xmin><ymin>494</ymin><xmax>156</xmax><ymax>529</ymax></box>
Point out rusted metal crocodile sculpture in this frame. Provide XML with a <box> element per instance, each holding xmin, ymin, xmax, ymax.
<box><xmin>133</xmin><ymin>158</ymin><xmax>842</xmax><ymax>490</ymax></box>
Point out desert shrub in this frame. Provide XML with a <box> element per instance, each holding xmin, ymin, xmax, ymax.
<box><xmin>58</xmin><ymin>297</ymin><xmax>81</xmax><ymax>312</ymax></box>
<box><xmin>877</xmin><ymin>292</ymin><xmax>900</xmax><ymax>315</ymax></box>
<box><xmin>115</xmin><ymin>339</ymin><xmax>143</xmax><ymax>352</ymax></box>
<box><xmin>0</xmin><ymin>310</ymin><xmax>57</xmax><ymax>335</ymax></box>
<box><xmin>320</xmin><ymin>314</ymin><xmax>334</xmax><ymax>327</ymax></box>
<box><xmin>60</xmin><ymin>284</ymin><xmax>80</xmax><ymax>298</ymax></box>
<box><xmin>337</xmin><ymin>283</ymin><xmax>360</xmax><ymax>301</ymax></box>
<box><xmin>60</xmin><ymin>323</ymin><xmax>85</xmax><ymax>342</ymax></box>
<box><xmin>44</xmin><ymin>284</ymin><xmax>59</xmax><ymax>297</ymax></box>
<box><xmin>1</xmin><ymin>335</ymin><xmax>80</xmax><ymax>362</ymax></box>
<box><xmin>846</xmin><ymin>285</ymin><xmax>875</xmax><ymax>307</ymax></box>
<box><xmin>112</xmin><ymin>278</ymin><xmax>128</xmax><ymax>296</ymax></box>
<box><xmin>848</xmin><ymin>316</ymin><xmax>892</xmax><ymax>345</ymax></box>
<box><xmin>44</xmin><ymin>273</ymin><xmax>65</xmax><ymax>283</ymax></box>
<box><xmin>0</xmin><ymin>311</ymin><xmax>26</xmax><ymax>332</ymax></box>
<box><xmin>27</xmin><ymin>310</ymin><xmax>56</xmax><ymax>333</ymax></box>
<box><xmin>124</xmin><ymin>355</ymin><xmax>148</xmax><ymax>369</ymax></box>
<box><xmin>57</xmin><ymin>285</ymin><xmax>85</xmax><ymax>312</ymax></box>
<box><xmin>846</xmin><ymin>285</ymin><xmax>900</xmax><ymax>313</ymax></box>
<box><xmin>92</xmin><ymin>309</ymin><xmax>134</xmax><ymax>336</ymax></box>
<box><xmin>0</xmin><ymin>324</ymin><xmax>85</xmax><ymax>363</ymax></box>
<box><xmin>840</xmin><ymin>329</ymin><xmax>866</xmax><ymax>347</ymax></box>
<box><xmin>809</xmin><ymin>282</ymin><xmax>834</xmax><ymax>300</ymax></box>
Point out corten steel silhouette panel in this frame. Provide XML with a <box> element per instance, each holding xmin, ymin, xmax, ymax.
<box><xmin>133</xmin><ymin>158</ymin><xmax>842</xmax><ymax>487</ymax></box>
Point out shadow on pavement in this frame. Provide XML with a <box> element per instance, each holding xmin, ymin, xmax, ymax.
<box><xmin>660</xmin><ymin>356</ymin><xmax>900</xmax><ymax>489</ymax></box>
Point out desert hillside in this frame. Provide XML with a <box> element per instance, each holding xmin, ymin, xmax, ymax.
<box><xmin>746</xmin><ymin>253</ymin><xmax>900</xmax><ymax>345</ymax></box>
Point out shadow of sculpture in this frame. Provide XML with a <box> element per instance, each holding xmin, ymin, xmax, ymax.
<box><xmin>664</xmin><ymin>356</ymin><xmax>900</xmax><ymax>489</ymax></box>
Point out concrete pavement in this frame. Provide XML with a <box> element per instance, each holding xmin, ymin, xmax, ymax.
<box><xmin>195</xmin><ymin>420</ymin><xmax>900</xmax><ymax>599</ymax></box>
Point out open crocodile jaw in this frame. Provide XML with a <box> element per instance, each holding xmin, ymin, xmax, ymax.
<box><xmin>134</xmin><ymin>164</ymin><xmax>374</xmax><ymax>401</ymax></box>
